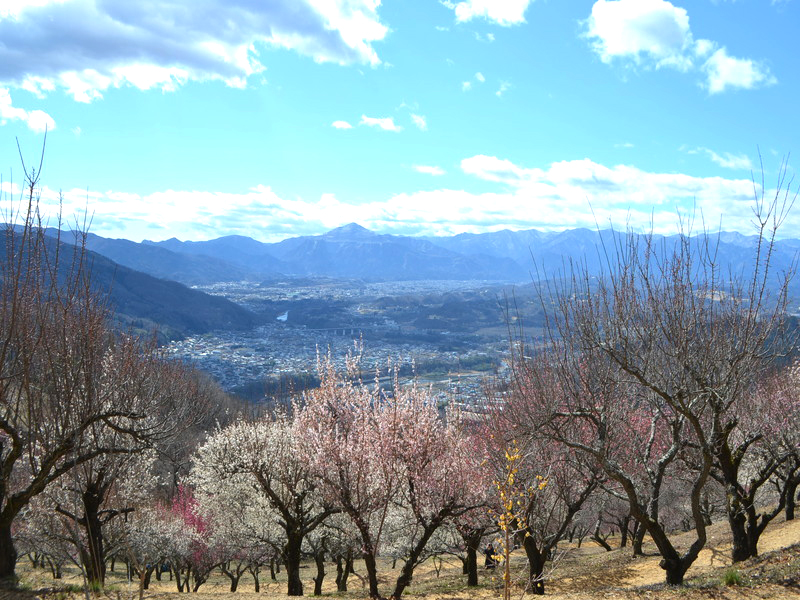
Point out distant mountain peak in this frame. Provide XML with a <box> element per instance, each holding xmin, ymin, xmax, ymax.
<box><xmin>324</xmin><ymin>223</ymin><xmax>376</xmax><ymax>238</ymax></box>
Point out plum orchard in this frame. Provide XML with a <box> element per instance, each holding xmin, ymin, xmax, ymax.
<box><xmin>10</xmin><ymin>159</ymin><xmax>800</xmax><ymax>596</ymax></box>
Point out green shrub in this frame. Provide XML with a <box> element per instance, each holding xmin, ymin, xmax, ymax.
<box><xmin>723</xmin><ymin>567</ymin><xmax>742</xmax><ymax>586</ymax></box>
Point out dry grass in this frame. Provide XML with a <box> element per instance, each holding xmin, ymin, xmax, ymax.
<box><xmin>9</xmin><ymin>516</ymin><xmax>800</xmax><ymax>600</ymax></box>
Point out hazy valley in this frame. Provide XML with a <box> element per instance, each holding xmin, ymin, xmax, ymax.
<box><xmin>41</xmin><ymin>223</ymin><xmax>800</xmax><ymax>401</ymax></box>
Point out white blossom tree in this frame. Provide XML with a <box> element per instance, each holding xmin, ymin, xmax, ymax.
<box><xmin>191</xmin><ymin>417</ymin><xmax>336</xmax><ymax>596</ymax></box>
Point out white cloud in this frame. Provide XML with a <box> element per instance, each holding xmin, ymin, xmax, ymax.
<box><xmin>71</xmin><ymin>125</ymin><xmax>81</xmax><ymax>137</ymax></box>
<box><xmin>585</xmin><ymin>0</ymin><xmax>776</xmax><ymax>93</ymax></box>
<box><xmin>359</xmin><ymin>115</ymin><xmax>402</xmax><ymax>132</ymax></box>
<box><xmin>459</xmin><ymin>155</ymin><xmax>760</xmax><ymax>232</ymax></box>
<box><xmin>25</xmin><ymin>155</ymin><xmax>792</xmax><ymax>242</ymax></box>
<box><xmin>0</xmin><ymin>87</ymin><xmax>56</xmax><ymax>132</ymax></box>
<box><xmin>586</xmin><ymin>0</ymin><xmax>693</xmax><ymax>70</ymax></box>
<box><xmin>702</xmin><ymin>47</ymin><xmax>776</xmax><ymax>94</ymax></box>
<box><xmin>0</xmin><ymin>0</ymin><xmax>388</xmax><ymax>102</ymax></box>
<box><xmin>496</xmin><ymin>81</ymin><xmax>511</xmax><ymax>96</ymax></box>
<box><xmin>411</xmin><ymin>114</ymin><xmax>427</xmax><ymax>131</ymax></box>
<box><xmin>691</xmin><ymin>147</ymin><xmax>753</xmax><ymax>170</ymax></box>
<box><xmin>332</xmin><ymin>120</ymin><xmax>353</xmax><ymax>129</ymax></box>
<box><xmin>413</xmin><ymin>165</ymin><xmax>446</xmax><ymax>176</ymax></box>
<box><xmin>463</xmin><ymin>72</ymin><xmax>485</xmax><ymax>91</ymax></box>
<box><xmin>444</xmin><ymin>0</ymin><xmax>532</xmax><ymax>26</ymax></box>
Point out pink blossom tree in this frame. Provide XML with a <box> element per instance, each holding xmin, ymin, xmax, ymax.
<box><xmin>296</xmin><ymin>355</ymin><xmax>487</xmax><ymax>599</ymax></box>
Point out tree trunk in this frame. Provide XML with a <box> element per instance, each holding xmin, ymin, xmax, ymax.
<box><xmin>0</xmin><ymin>521</ymin><xmax>18</xmax><ymax>582</ymax></box>
<box><xmin>618</xmin><ymin>515</ymin><xmax>631</xmax><ymax>548</ymax></box>
<box><xmin>269</xmin><ymin>559</ymin><xmax>277</xmax><ymax>581</ymax></box>
<box><xmin>785</xmin><ymin>477</ymin><xmax>798</xmax><ymax>521</ymax></box>
<box><xmin>728</xmin><ymin>508</ymin><xmax>754</xmax><ymax>562</ymax></box>
<box><xmin>336</xmin><ymin>550</ymin><xmax>353</xmax><ymax>591</ymax></box>
<box><xmin>465</xmin><ymin>545</ymin><xmax>478</xmax><ymax>586</ymax></box>
<box><xmin>522</xmin><ymin>534</ymin><xmax>545</xmax><ymax>595</ymax></box>
<box><xmin>459</xmin><ymin>527</ymin><xmax>482</xmax><ymax>587</ymax></box>
<box><xmin>363</xmin><ymin>551</ymin><xmax>380</xmax><ymax>599</ymax></box>
<box><xmin>334</xmin><ymin>554</ymin><xmax>353</xmax><ymax>592</ymax></box>
<box><xmin>81</xmin><ymin>486</ymin><xmax>107</xmax><ymax>587</ymax></box>
<box><xmin>335</xmin><ymin>557</ymin><xmax>345</xmax><ymax>591</ymax></box>
<box><xmin>660</xmin><ymin>557</ymin><xmax>689</xmax><ymax>586</ymax></box>
<box><xmin>285</xmin><ymin>532</ymin><xmax>305</xmax><ymax>596</ymax></box>
<box><xmin>47</xmin><ymin>558</ymin><xmax>62</xmax><ymax>580</ymax></box>
<box><xmin>174</xmin><ymin>565</ymin><xmax>183</xmax><ymax>592</ymax></box>
<box><xmin>142</xmin><ymin>565</ymin><xmax>154</xmax><ymax>590</ymax></box>
<box><xmin>592</xmin><ymin>516</ymin><xmax>612</xmax><ymax>552</ymax></box>
<box><xmin>192</xmin><ymin>568</ymin><xmax>209</xmax><ymax>592</ymax></box>
<box><xmin>390</xmin><ymin>519</ymin><xmax>444</xmax><ymax>600</ymax></box>
<box><xmin>221</xmin><ymin>562</ymin><xmax>247</xmax><ymax>593</ymax></box>
<box><xmin>313</xmin><ymin>551</ymin><xmax>325</xmax><ymax>596</ymax></box>
<box><xmin>631</xmin><ymin>521</ymin><xmax>644</xmax><ymax>557</ymax></box>
<box><xmin>250</xmin><ymin>565</ymin><xmax>260</xmax><ymax>592</ymax></box>
<box><xmin>221</xmin><ymin>566</ymin><xmax>241</xmax><ymax>592</ymax></box>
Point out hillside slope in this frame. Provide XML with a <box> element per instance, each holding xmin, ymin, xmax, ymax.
<box><xmin>2</xmin><ymin>229</ymin><xmax>259</xmax><ymax>339</ymax></box>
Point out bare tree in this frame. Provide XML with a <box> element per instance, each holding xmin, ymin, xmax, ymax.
<box><xmin>0</xmin><ymin>151</ymin><xmax>206</xmax><ymax>582</ymax></box>
<box><xmin>505</xmin><ymin>162</ymin><xmax>796</xmax><ymax>583</ymax></box>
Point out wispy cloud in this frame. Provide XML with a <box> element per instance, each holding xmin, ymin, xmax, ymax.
<box><xmin>462</xmin><ymin>72</ymin><xmax>486</xmax><ymax>92</ymax></box>
<box><xmin>332</xmin><ymin>120</ymin><xmax>353</xmax><ymax>129</ymax></box>
<box><xmin>413</xmin><ymin>165</ymin><xmax>445</xmax><ymax>176</ymax></box>
<box><xmin>688</xmin><ymin>147</ymin><xmax>753</xmax><ymax>170</ymax></box>
<box><xmin>443</xmin><ymin>0</ymin><xmax>533</xmax><ymax>26</ymax></box>
<box><xmin>0</xmin><ymin>87</ymin><xmax>55</xmax><ymax>132</ymax></box>
<box><xmin>411</xmin><ymin>114</ymin><xmax>428</xmax><ymax>130</ymax></box>
<box><xmin>360</xmin><ymin>115</ymin><xmax>402</xmax><ymax>132</ymax></box>
<box><xmin>496</xmin><ymin>81</ymin><xmax>511</xmax><ymax>96</ymax></box>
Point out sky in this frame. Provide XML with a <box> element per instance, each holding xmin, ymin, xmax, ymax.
<box><xmin>0</xmin><ymin>0</ymin><xmax>799</xmax><ymax>243</ymax></box>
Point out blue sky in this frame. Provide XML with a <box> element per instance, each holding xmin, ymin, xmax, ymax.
<box><xmin>1</xmin><ymin>0</ymin><xmax>798</xmax><ymax>242</ymax></box>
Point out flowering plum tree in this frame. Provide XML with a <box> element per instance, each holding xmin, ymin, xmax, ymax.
<box><xmin>191</xmin><ymin>417</ymin><xmax>336</xmax><ymax>596</ymax></box>
<box><xmin>167</xmin><ymin>485</ymin><xmax>219</xmax><ymax>592</ymax></box>
<box><xmin>296</xmin><ymin>355</ymin><xmax>487</xmax><ymax>599</ymax></box>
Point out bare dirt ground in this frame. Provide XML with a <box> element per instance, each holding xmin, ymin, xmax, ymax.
<box><xmin>8</xmin><ymin>515</ymin><xmax>800</xmax><ymax>600</ymax></box>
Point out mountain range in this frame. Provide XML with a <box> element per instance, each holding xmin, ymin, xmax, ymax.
<box><xmin>32</xmin><ymin>223</ymin><xmax>800</xmax><ymax>339</ymax></box>
<box><xmin>119</xmin><ymin>223</ymin><xmax>800</xmax><ymax>291</ymax></box>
